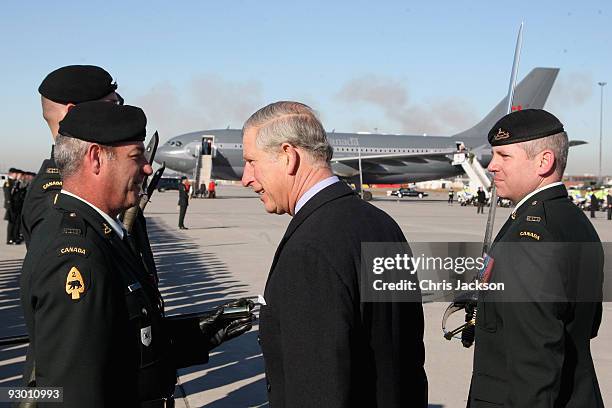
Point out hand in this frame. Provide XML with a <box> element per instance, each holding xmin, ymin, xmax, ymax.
<box><xmin>199</xmin><ymin>298</ymin><xmax>256</xmax><ymax>350</ymax></box>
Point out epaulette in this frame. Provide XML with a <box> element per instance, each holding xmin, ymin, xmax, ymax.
<box><xmin>516</xmin><ymin>201</ymin><xmax>551</xmax><ymax>241</ymax></box>
<box><xmin>60</xmin><ymin>211</ymin><xmax>87</xmax><ymax>236</ymax></box>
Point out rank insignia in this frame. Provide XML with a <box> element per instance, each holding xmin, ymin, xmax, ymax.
<box><xmin>65</xmin><ymin>266</ymin><xmax>85</xmax><ymax>300</ymax></box>
<box><xmin>46</xmin><ymin>167</ymin><xmax>60</xmax><ymax>174</ymax></box>
<box><xmin>526</xmin><ymin>216</ymin><xmax>541</xmax><ymax>222</ymax></box>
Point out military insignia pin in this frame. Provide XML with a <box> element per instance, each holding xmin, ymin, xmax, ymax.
<box><xmin>65</xmin><ymin>266</ymin><xmax>85</xmax><ymax>300</ymax></box>
<box><xmin>102</xmin><ymin>223</ymin><xmax>112</xmax><ymax>235</ymax></box>
<box><xmin>494</xmin><ymin>128</ymin><xmax>511</xmax><ymax>141</ymax></box>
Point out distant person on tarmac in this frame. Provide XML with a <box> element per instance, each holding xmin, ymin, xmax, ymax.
<box><xmin>476</xmin><ymin>187</ymin><xmax>486</xmax><ymax>214</ymax></box>
<box><xmin>208</xmin><ymin>180</ymin><xmax>216</xmax><ymax>198</ymax></box>
<box><xmin>448</xmin><ymin>188</ymin><xmax>454</xmax><ymax>205</ymax></box>
<box><xmin>178</xmin><ymin>176</ymin><xmax>189</xmax><ymax>229</ymax></box>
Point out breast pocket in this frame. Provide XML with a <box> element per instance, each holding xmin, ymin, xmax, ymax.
<box><xmin>125</xmin><ymin>287</ymin><xmax>160</xmax><ymax>368</ymax></box>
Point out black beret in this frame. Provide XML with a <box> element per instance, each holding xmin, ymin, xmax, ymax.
<box><xmin>8</xmin><ymin>167</ymin><xmax>18</xmax><ymax>173</ymax></box>
<box><xmin>58</xmin><ymin>101</ymin><xmax>146</xmax><ymax>144</ymax></box>
<box><xmin>38</xmin><ymin>65</ymin><xmax>117</xmax><ymax>104</ymax></box>
<box><xmin>488</xmin><ymin>109</ymin><xmax>564</xmax><ymax>147</ymax></box>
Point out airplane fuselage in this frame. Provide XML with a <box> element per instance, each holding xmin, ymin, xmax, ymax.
<box><xmin>154</xmin><ymin>129</ymin><xmax>491</xmax><ymax>184</ymax></box>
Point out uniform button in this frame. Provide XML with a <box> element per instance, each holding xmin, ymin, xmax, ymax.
<box><xmin>266</xmin><ymin>382</ymin><xmax>271</xmax><ymax>392</ymax></box>
<box><xmin>257</xmin><ymin>335</ymin><xmax>261</xmax><ymax>345</ymax></box>
<box><xmin>141</xmin><ymin>307</ymin><xmax>147</xmax><ymax>316</ymax></box>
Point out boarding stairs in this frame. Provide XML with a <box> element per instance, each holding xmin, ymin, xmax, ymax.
<box><xmin>452</xmin><ymin>151</ymin><xmax>491</xmax><ymax>191</ymax></box>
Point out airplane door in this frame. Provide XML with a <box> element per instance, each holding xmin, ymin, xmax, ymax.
<box><xmin>201</xmin><ymin>136</ymin><xmax>215</xmax><ymax>157</ymax></box>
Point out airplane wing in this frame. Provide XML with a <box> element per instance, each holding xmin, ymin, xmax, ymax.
<box><xmin>331</xmin><ymin>148</ymin><xmax>457</xmax><ymax>166</ymax></box>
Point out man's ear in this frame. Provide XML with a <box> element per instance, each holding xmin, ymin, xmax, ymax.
<box><xmin>536</xmin><ymin>149</ymin><xmax>556</xmax><ymax>177</ymax></box>
<box><xmin>282</xmin><ymin>143</ymin><xmax>300</xmax><ymax>175</ymax></box>
<box><xmin>86</xmin><ymin>144</ymin><xmax>103</xmax><ymax>175</ymax></box>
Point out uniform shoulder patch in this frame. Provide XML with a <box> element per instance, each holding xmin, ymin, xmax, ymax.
<box><xmin>42</xmin><ymin>180</ymin><xmax>63</xmax><ymax>191</ymax></box>
<box><xmin>519</xmin><ymin>230</ymin><xmax>541</xmax><ymax>240</ymax></box>
<box><xmin>57</xmin><ymin>246</ymin><xmax>89</xmax><ymax>257</ymax></box>
<box><xmin>65</xmin><ymin>266</ymin><xmax>86</xmax><ymax>300</ymax></box>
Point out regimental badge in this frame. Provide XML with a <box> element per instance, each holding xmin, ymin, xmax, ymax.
<box><xmin>494</xmin><ymin>128</ymin><xmax>511</xmax><ymax>141</ymax></box>
<box><xmin>65</xmin><ymin>266</ymin><xmax>85</xmax><ymax>300</ymax></box>
<box><xmin>102</xmin><ymin>223</ymin><xmax>112</xmax><ymax>235</ymax></box>
<box><xmin>141</xmin><ymin>326</ymin><xmax>152</xmax><ymax>347</ymax></box>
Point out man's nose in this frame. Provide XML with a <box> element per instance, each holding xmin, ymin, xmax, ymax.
<box><xmin>143</xmin><ymin>163</ymin><xmax>154</xmax><ymax>176</ymax></box>
<box><xmin>241</xmin><ymin>163</ymin><xmax>253</xmax><ymax>187</ymax></box>
<box><xmin>487</xmin><ymin>157</ymin><xmax>499</xmax><ymax>173</ymax></box>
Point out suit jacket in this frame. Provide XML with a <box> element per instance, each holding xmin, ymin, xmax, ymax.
<box><xmin>469</xmin><ymin>184</ymin><xmax>604</xmax><ymax>407</ymax></box>
<box><xmin>259</xmin><ymin>182</ymin><xmax>427</xmax><ymax>407</ymax></box>
<box><xmin>20</xmin><ymin>193</ymin><xmax>208</xmax><ymax>407</ymax></box>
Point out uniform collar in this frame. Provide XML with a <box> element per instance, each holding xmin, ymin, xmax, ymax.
<box><xmin>60</xmin><ymin>190</ymin><xmax>125</xmax><ymax>239</ymax></box>
<box><xmin>510</xmin><ymin>182</ymin><xmax>567</xmax><ymax>220</ymax></box>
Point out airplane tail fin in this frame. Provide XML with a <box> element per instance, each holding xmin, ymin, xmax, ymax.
<box><xmin>457</xmin><ymin>67</ymin><xmax>559</xmax><ymax>143</ymax></box>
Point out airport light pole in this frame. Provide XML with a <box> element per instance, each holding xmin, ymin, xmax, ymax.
<box><xmin>598</xmin><ymin>82</ymin><xmax>606</xmax><ymax>185</ymax></box>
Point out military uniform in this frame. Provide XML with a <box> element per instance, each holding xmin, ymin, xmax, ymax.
<box><xmin>3</xmin><ymin>176</ymin><xmax>15</xmax><ymax>243</ymax></box>
<box><xmin>21</xmin><ymin>148</ymin><xmax>63</xmax><ymax>246</ymax></box>
<box><xmin>20</xmin><ymin>101</ymin><xmax>254</xmax><ymax>407</ymax></box>
<box><xmin>468</xmin><ymin>110</ymin><xmax>604</xmax><ymax>407</ymax></box>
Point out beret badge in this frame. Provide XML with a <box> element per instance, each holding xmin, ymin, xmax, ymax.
<box><xmin>494</xmin><ymin>128</ymin><xmax>511</xmax><ymax>141</ymax></box>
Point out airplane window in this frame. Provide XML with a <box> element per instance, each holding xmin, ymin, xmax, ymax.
<box><xmin>175</xmin><ymin>141</ymin><xmax>182</xmax><ymax>147</ymax></box>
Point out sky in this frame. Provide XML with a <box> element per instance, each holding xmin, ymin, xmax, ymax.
<box><xmin>1</xmin><ymin>0</ymin><xmax>610</xmax><ymax>175</ymax></box>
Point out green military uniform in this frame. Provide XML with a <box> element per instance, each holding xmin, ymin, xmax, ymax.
<box><xmin>4</xmin><ymin>176</ymin><xmax>15</xmax><ymax>243</ymax></box>
<box><xmin>468</xmin><ymin>109</ymin><xmax>604</xmax><ymax>407</ymax></box>
<box><xmin>20</xmin><ymin>101</ymin><xmax>254</xmax><ymax>407</ymax></box>
<box><xmin>21</xmin><ymin>149</ymin><xmax>63</xmax><ymax>246</ymax></box>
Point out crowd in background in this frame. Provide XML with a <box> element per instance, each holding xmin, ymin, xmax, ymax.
<box><xmin>2</xmin><ymin>168</ymin><xmax>36</xmax><ymax>245</ymax></box>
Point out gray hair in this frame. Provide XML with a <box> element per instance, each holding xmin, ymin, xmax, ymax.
<box><xmin>243</xmin><ymin>101</ymin><xmax>333</xmax><ymax>165</ymax></box>
<box><xmin>55</xmin><ymin>135</ymin><xmax>115</xmax><ymax>178</ymax></box>
<box><xmin>518</xmin><ymin>131</ymin><xmax>569</xmax><ymax>177</ymax></box>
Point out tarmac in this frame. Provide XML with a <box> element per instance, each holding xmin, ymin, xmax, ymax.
<box><xmin>1</xmin><ymin>186</ymin><xmax>610</xmax><ymax>407</ymax></box>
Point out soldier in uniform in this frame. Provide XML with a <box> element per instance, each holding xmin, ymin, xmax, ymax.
<box><xmin>20</xmin><ymin>101</ymin><xmax>255</xmax><ymax>407</ymax></box>
<box><xmin>4</xmin><ymin>168</ymin><xmax>18</xmax><ymax>244</ymax></box>
<box><xmin>468</xmin><ymin>109</ymin><xmax>604</xmax><ymax>407</ymax></box>
<box><xmin>23</xmin><ymin>65</ymin><xmax>160</xmax><ymax>286</ymax></box>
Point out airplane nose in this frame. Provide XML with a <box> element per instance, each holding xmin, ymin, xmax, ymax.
<box><xmin>154</xmin><ymin>145</ymin><xmax>170</xmax><ymax>165</ymax></box>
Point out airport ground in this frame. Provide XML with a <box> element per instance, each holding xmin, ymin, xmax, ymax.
<box><xmin>1</xmin><ymin>186</ymin><xmax>610</xmax><ymax>407</ymax></box>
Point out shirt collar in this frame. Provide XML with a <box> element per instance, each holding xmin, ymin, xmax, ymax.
<box><xmin>295</xmin><ymin>176</ymin><xmax>340</xmax><ymax>214</ymax></box>
<box><xmin>60</xmin><ymin>189</ymin><xmax>125</xmax><ymax>239</ymax></box>
<box><xmin>513</xmin><ymin>181</ymin><xmax>564</xmax><ymax>213</ymax></box>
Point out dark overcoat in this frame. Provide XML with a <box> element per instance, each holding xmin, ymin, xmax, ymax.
<box><xmin>259</xmin><ymin>182</ymin><xmax>427</xmax><ymax>407</ymax></box>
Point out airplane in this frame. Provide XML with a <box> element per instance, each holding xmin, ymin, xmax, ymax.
<box><xmin>155</xmin><ymin>67</ymin><xmax>567</xmax><ymax>187</ymax></box>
